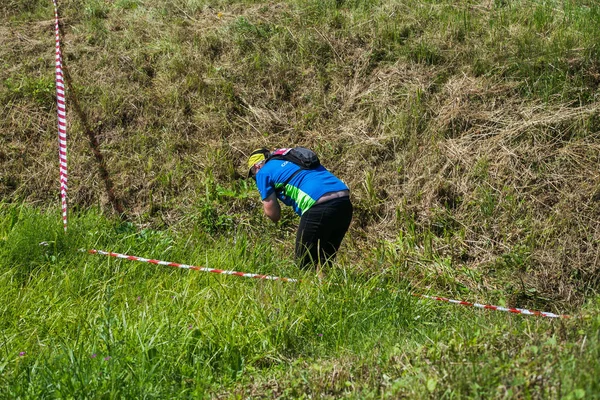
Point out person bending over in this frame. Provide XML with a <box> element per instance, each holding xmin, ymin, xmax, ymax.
<box><xmin>247</xmin><ymin>148</ymin><xmax>353</xmax><ymax>269</ymax></box>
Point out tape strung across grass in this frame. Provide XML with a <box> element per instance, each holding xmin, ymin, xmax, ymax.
<box><xmin>88</xmin><ymin>249</ymin><xmax>570</xmax><ymax>318</ymax></box>
<box><xmin>88</xmin><ymin>249</ymin><xmax>300</xmax><ymax>283</ymax></box>
<box><xmin>413</xmin><ymin>294</ymin><xmax>570</xmax><ymax>319</ymax></box>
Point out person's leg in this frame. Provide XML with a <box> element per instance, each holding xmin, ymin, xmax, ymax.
<box><xmin>319</xmin><ymin>198</ymin><xmax>353</xmax><ymax>265</ymax></box>
<box><xmin>295</xmin><ymin>206</ymin><xmax>325</xmax><ymax>269</ymax></box>
<box><xmin>296</xmin><ymin>198</ymin><xmax>353</xmax><ymax>269</ymax></box>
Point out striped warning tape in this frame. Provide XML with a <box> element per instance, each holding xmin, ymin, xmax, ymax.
<box><xmin>88</xmin><ymin>249</ymin><xmax>300</xmax><ymax>283</ymax></box>
<box><xmin>87</xmin><ymin>248</ymin><xmax>570</xmax><ymax>318</ymax></box>
<box><xmin>53</xmin><ymin>0</ymin><xmax>68</xmax><ymax>232</ymax></box>
<box><xmin>413</xmin><ymin>293</ymin><xmax>570</xmax><ymax>319</ymax></box>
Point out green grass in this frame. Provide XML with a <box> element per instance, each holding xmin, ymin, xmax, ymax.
<box><xmin>2</xmin><ymin>0</ymin><xmax>600</xmax><ymax>397</ymax></box>
<box><xmin>0</xmin><ymin>205</ymin><xmax>599</xmax><ymax>398</ymax></box>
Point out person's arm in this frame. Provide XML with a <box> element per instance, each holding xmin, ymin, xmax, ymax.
<box><xmin>262</xmin><ymin>192</ymin><xmax>281</xmax><ymax>222</ymax></box>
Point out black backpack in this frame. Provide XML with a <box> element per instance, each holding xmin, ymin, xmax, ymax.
<box><xmin>268</xmin><ymin>147</ymin><xmax>320</xmax><ymax>169</ymax></box>
<box><xmin>267</xmin><ymin>147</ymin><xmax>320</xmax><ymax>193</ymax></box>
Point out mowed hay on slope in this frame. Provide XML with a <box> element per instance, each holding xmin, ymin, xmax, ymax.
<box><xmin>399</xmin><ymin>74</ymin><xmax>600</xmax><ymax>307</ymax></box>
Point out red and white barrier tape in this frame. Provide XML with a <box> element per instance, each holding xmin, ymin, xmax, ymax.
<box><xmin>413</xmin><ymin>294</ymin><xmax>570</xmax><ymax>319</ymax></box>
<box><xmin>87</xmin><ymin>249</ymin><xmax>570</xmax><ymax>318</ymax></box>
<box><xmin>53</xmin><ymin>0</ymin><xmax>68</xmax><ymax>232</ymax></box>
<box><xmin>88</xmin><ymin>249</ymin><xmax>300</xmax><ymax>283</ymax></box>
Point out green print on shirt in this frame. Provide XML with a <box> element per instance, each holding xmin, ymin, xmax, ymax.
<box><xmin>281</xmin><ymin>184</ymin><xmax>317</xmax><ymax>214</ymax></box>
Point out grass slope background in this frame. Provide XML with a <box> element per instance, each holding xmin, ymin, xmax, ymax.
<box><xmin>1</xmin><ymin>0</ymin><xmax>600</xmax><ymax>397</ymax></box>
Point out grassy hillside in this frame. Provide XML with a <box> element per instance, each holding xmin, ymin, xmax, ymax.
<box><xmin>1</xmin><ymin>0</ymin><xmax>600</xmax><ymax>397</ymax></box>
<box><xmin>2</xmin><ymin>0</ymin><xmax>600</xmax><ymax>309</ymax></box>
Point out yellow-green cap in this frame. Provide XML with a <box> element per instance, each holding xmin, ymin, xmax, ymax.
<box><xmin>247</xmin><ymin>148</ymin><xmax>269</xmax><ymax>177</ymax></box>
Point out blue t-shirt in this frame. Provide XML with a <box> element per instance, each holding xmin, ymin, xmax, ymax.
<box><xmin>255</xmin><ymin>159</ymin><xmax>349</xmax><ymax>216</ymax></box>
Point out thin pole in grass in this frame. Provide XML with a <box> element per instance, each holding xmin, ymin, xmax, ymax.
<box><xmin>52</xmin><ymin>0</ymin><xmax>126</xmax><ymax>220</ymax></box>
<box><xmin>52</xmin><ymin>0</ymin><xmax>68</xmax><ymax>232</ymax></box>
